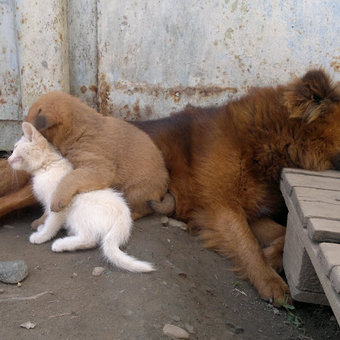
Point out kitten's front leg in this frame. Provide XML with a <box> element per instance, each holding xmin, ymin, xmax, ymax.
<box><xmin>29</xmin><ymin>211</ymin><xmax>65</xmax><ymax>244</ymax></box>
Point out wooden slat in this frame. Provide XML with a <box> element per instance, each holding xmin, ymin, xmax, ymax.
<box><xmin>318</xmin><ymin>243</ymin><xmax>340</xmax><ymax>277</ymax></box>
<box><xmin>283</xmin><ymin>173</ymin><xmax>340</xmax><ymax>195</ymax></box>
<box><xmin>330</xmin><ymin>267</ymin><xmax>340</xmax><ymax>294</ymax></box>
<box><xmin>282</xmin><ymin>168</ymin><xmax>340</xmax><ymax>179</ymax></box>
<box><xmin>291</xmin><ymin>187</ymin><xmax>340</xmax><ymax>226</ymax></box>
<box><xmin>307</xmin><ymin>219</ymin><xmax>340</xmax><ymax>243</ymax></box>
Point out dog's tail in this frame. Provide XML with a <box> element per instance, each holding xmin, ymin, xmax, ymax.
<box><xmin>148</xmin><ymin>192</ymin><xmax>176</xmax><ymax>216</ymax></box>
<box><xmin>101</xmin><ymin>230</ymin><xmax>155</xmax><ymax>273</ymax></box>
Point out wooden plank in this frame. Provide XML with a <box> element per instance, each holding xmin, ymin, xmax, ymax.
<box><xmin>291</xmin><ymin>187</ymin><xmax>340</xmax><ymax>226</ymax></box>
<box><xmin>330</xmin><ymin>267</ymin><xmax>340</xmax><ymax>294</ymax></box>
<box><xmin>318</xmin><ymin>243</ymin><xmax>340</xmax><ymax>277</ymax></box>
<box><xmin>283</xmin><ymin>173</ymin><xmax>340</xmax><ymax>195</ymax></box>
<box><xmin>283</xmin><ymin>214</ymin><xmax>326</xmax><ymax>301</ymax></box>
<box><xmin>307</xmin><ymin>219</ymin><xmax>340</xmax><ymax>243</ymax></box>
<box><xmin>282</xmin><ymin>168</ymin><xmax>340</xmax><ymax>179</ymax></box>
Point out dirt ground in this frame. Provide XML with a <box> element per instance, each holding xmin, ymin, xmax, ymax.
<box><xmin>0</xmin><ymin>206</ymin><xmax>339</xmax><ymax>340</ymax></box>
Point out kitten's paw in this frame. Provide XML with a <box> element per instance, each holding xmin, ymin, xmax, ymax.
<box><xmin>29</xmin><ymin>232</ymin><xmax>49</xmax><ymax>244</ymax></box>
<box><xmin>37</xmin><ymin>225</ymin><xmax>45</xmax><ymax>232</ymax></box>
<box><xmin>51</xmin><ymin>239</ymin><xmax>65</xmax><ymax>252</ymax></box>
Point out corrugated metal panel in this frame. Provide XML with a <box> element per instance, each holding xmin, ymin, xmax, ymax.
<box><xmin>68</xmin><ymin>0</ymin><xmax>98</xmax><ymax>109</ymax></box>
<box><xmin>15</xmin><ymin>0</ymin><xmax>70</xmax><ymax>109</ymax></box>
<box><xmin>0</xmin><ymin>0</ymin><xmax>22</xmax><ymax>149</ymax></box>
<box><xmin>0</xmin><ymin>0</ymin><xmax>340</xmax><ymax>150</ymax></box>
<box><xmin>97</xmin><ymin>0</ymin><xmax>340</xmax><ymax>120</ymax></box>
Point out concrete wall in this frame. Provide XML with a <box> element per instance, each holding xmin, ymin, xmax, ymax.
<box><xmin>0</xmin><ymin>0</ymin><xmax>339</xmax><ymax>149</ymax></box>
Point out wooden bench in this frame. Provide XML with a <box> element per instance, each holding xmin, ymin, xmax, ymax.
<box><xmin>280</xmin><ymin>168</ymin><xmax>340</xmax><ymax>325</ymax></box>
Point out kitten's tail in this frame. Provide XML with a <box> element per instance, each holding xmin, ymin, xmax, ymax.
<box><xmin>101</xmin><ymin>233</ymin><xmax>155</xmax><ymax>273</ymax></box>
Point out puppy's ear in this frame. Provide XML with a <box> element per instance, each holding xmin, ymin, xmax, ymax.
<box><xmin>33</xmin><ymin>109</ymin><xmax>57</xmax><ymax>131</ymax></box>
<box><xmin>284</xmin><ymin>69</ymin><xmax>340</xmax><ymax>123</ymax></box>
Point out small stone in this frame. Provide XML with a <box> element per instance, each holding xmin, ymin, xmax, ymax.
<box><xmin>0</xmin><ymin>260</ymin><xmax>28</xmax><ymax>284</ymax></box>
<box><xmin>234</xmin><ymin>326</ymin><xmax>244</xmax><ymax>334</ymax></box>
<box><xmin>185</xmin><ymin>323</ymin><xmax>194</xmax><ymax>334</ymax></box>
<box><xmin>163</xmin><ymin>324</ymin><xmax>190</xmax><ymax>339</ymax></box>
<box><xmin>161</xmin><ymin>216</ymin><xmax>169</xmax><ymax>225</ymax></box>
<box><xmin>20</xmin><ymin>321</ymin><xmax>36</xmax><ymax>329</ymax></box>
<box><xmin>3</xmin><ymin>224</ymin><xmax>15</xmax><ymax>229</ymax></box>
<box><xmin>92</xmin><ymin>267</ymin><xmax>105</xmax><ymax>276</ymax></box>
<box><xmin>168</xmin><ymin>218</ymin><xmax>187</xmax><ymax>231</ymax></box>
<box><xmin>0</xmin><ymin>288</ymin><xmax>4</xmax><ymax>294</ymax></box>
<box><xmin>71</xmin><ymin>272</ymin><xmax>77</xmax><ymax>278</ymax></box>
<box><xmin>172</xmin><ymin>315</ymin><xmax>181</xmax><ymax>322</ymax></box>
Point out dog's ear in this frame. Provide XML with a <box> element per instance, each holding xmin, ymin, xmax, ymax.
<box><xmin>284</xmin><ymin>69</ymin><xmax>340</xmax><ymax>123</ymax></box>
<box><xmin>27</xmin><ymin>107</ymin><xmax>57</xmax><ymax>132</ymax></box>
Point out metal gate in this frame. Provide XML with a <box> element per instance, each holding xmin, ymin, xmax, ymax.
<box><xmin>1</xmin><ymin>0</ymin><xmax>339</xmax><ymax>150</ymax></box>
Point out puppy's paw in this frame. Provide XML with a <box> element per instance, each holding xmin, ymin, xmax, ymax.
<box><xmin>50</xmin><ymin>195</ymin><xmax>71</xmax><ymax>212</ymax></box>
<box><xmin>31</xmin><ymin>215</ymin><xmax>47</xmax><ymax>230</ymax></box>
<box><xmin>29</xmin><ymin>232</ymin><xmax>49</xmax><ymax>244</ymax></box>
<box><xmin>51</xmin><ymin>239</ymin><xmax>65</xmax><ymax>252</ymax></box>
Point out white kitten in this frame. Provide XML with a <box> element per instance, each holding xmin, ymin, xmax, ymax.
<box><xmin>8</xmin><ymin>122</ymin><xmax>155</xmax><ymax>273</ymax></box>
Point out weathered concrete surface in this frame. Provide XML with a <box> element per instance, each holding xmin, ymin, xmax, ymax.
<box><xmin>0</xmin><ymin>207</ymin><xmax>339</xmax><ymax>340</ymax></box>
<box><xmin>0</xmin><ymin>0</ymin><xmax>22</xmax><ymax>150</ymax></box>
<box><xmin>1</xmin><ymin>0</ymin><xmax>340</xmax><ymax>149</ymax></box>
<box><xmin>97</xmin><ymin>0</ymin><xmax>340</xmax><ymax>119</ymax></box>
<box><xmin>68</xmin><ymin>0</ymin><xmax>98</xmax><ymax>109</ymax></box>
<box><xmin>15</xmin><ymin>0</ymin><xmax>70</xmax><ymax>110</ymax></box>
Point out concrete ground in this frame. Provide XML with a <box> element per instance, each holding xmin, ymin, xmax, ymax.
<box><xmin>0</xmin><ymin>206</ymin><xmax>339</xmax><ymax>340</ymax></box>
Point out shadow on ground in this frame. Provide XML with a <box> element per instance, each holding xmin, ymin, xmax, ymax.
<box><xmin>0</xmin><ymin>207</ymin><xmax>339</xmax><ymax>340</ymax></box>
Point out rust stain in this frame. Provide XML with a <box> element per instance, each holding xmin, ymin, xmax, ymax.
<box><xmin>330</xmin><ymin>58</ymin><xmax>340</xmax><ymax>72</ymax></box>
<box><xmin>98</xmin><ymin>73</ymin><xmax>114</xmax><ymax>116</ymax></box>
<box><xmin>80</xmin><ymin>85</ymin><xmax>87</xmax><ymax>94</ymax></box>
<box><xmin>115</xmin><ymin>81</ymin><xmax>238</xmax><ymax>100</ymax></box>
<box><xmin>89</xmin><ymin>85</ymin><xmax>98</xmax><ymax>93</ymax></box>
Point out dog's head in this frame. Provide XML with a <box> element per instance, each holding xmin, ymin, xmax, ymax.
<box><xmin>284</xmin><ymin>69</ymin><xmax>340</xmax><ymax>169</ymax></box>
<box><xmin>25</xmin><ymin>91</ymin><xmax>79</xmax><ymax>148</ymax></box>
<box><xmin>284</xmin><ymin>69</ymin><xmax>340</xmax><ymax>123</ymax></box>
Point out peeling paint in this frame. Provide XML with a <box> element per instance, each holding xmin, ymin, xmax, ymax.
<box><xmin>1</xmin><ymin>0</ymin><xmax>340</xmax><ymax>145</ymax></box>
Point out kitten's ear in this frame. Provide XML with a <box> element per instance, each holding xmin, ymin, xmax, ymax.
<box><xmin>22</xmin><ymin>122</ymin><xmax>42</xmax><ymax>142</ymax></box>
<box><xmin>22</xmin><ymin>122</ymin><xmax>34</xmax><ymax>141</ymax></box>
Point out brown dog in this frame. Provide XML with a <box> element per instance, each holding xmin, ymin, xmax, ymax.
<box><xmin>23</xmin><ymin>91</ymin><xmax>169</xmax><ymax>221</ymax></box>
<box><xmin>132</xmin><ymin>69</ymin><xmax>340</xmax><ymax>303</ymax></box>
<box><xmin>1</xmin><ymin>70</ymin><xmax>340</xmax><ymax>303</ymax></box>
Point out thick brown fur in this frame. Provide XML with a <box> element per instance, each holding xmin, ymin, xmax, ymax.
<box><xmin>23</xmin><ymin>91</ymin><xmax>169</xmax><ymax>220</ymax></box>
<box><xmin>1</xmin><ymin>70</ymin><xmax>340</xmax><ymax>303</ymax></box>
<box><xmin>133</xmin><ymin>69</ymin><xmax>340</xmax><ymax>303</ymax></box>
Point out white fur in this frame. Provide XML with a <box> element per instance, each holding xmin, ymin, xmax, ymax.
<box><xmin>8</xmin><ymin>122</ymin><xmax>155</xmax><ymax>273</ymax></box>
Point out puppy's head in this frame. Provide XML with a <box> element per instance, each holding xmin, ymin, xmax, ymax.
<box><xmin>25</xmin><ymin>91</ymin><xmax>75</xmax><ymax>147</ymax></box>
<box><xmin>284</xmin><ymin>69</ymin><xmax>340</xmax><ymax>123</ymax></box>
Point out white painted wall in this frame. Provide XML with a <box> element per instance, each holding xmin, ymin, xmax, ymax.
<box><xmin>0</xmin><ymin>0</ymin><xmax>339</xmax><ymax>149</ymax></box>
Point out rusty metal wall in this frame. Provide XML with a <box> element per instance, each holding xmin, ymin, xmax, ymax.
<box><xmin>1</xmin><ymin>0</ymin><xmax>340</xmax><ymax>150</ymax></box>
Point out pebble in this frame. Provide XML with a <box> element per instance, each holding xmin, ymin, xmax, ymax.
<box><xmin>0</xmin><ymin>260</ymin><xmax>28</xmax><ymax>284</ymax></box>
<box><xmin>20</xmin><ymin>321</ymin><xmax>36</xmax><ymax>329</ymax></box>
<box><xmin>92</xmin><ymin>267</ymin><xmax>105</xmax><ymax>276</ymax></box>
<box><xmin>161</xmin><ymin>216</ymin><xmax>187</xmax><ymax>230</ymax></box>
<box><xmin>163</xmin><ymin>324</ymin><xmax>190</xmax><ymax>339</ymax></box>
<box><xmin>168</xmin><ymin>218</ymin><xmax>188</xmax><ymax>231</ymax></box>
<box><xmin>185</xmin><ymin>323</ymin><xmax>194</xmax><ymax>334</ymax></box>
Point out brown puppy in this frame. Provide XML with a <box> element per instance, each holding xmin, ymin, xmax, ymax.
<box><xmin>133</xmin><ymin>69</ymin><xmax>340</xmax><ymax>303</ymax></box>
<box><xmin>24</xmin><ymin>91</ymin><xmax>169</xmax><ymax>220</ymax></box>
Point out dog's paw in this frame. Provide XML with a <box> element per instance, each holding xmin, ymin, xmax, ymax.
<box><xmin>50</xmin><ymin>195</ymin><xmax>70</xmax><ymax>212</ymax></box>
<box><xmin>29</xmin><ymin>232</ymin><xmax>49</xmax><ymax>244</ymax></box>
<box><xmin>51</xmin><ymin>239</ymin><xmax>65</xmax><ymax>252</ymax></box>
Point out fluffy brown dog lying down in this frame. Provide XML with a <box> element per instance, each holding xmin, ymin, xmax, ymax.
<box><xmin>132</xmin><ymin>69</ymin><xmax>340</xmax><ymax>303</ymax></box>
<box><xmin>22</xmin><ymin>91</ymin><xmax>169</xmax><ymax>223</ymax></box>
<box><xmin>1</xmin><ymin>69</ymin><xmax>340</xmax><ymax>303</ymax></box>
